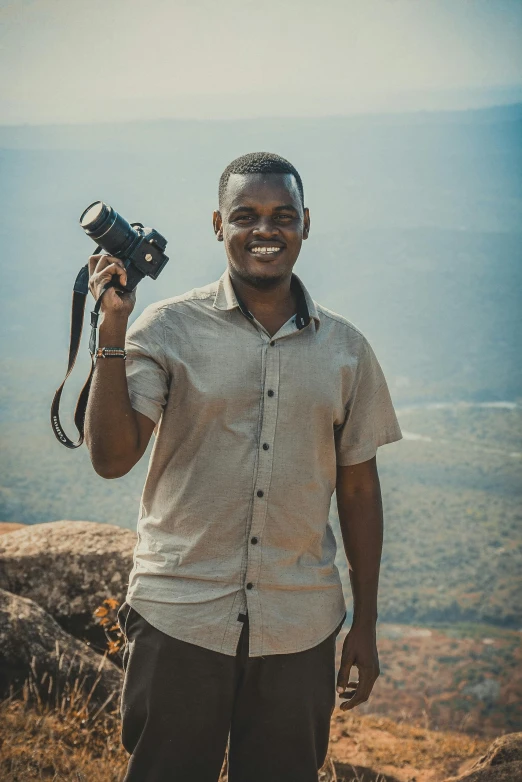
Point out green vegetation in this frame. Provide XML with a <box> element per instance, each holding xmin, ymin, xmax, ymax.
<box><xmin>331</xmin><ymin>404</ymin><xmax>522</xmax><ymax>628</ymax></box>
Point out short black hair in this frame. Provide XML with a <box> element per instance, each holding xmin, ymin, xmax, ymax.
<box><xmin>218</xmin><ymin>152</ymin><xmax>304</xmax><ymax>210</ymax></box>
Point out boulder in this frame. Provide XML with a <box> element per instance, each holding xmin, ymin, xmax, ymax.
<box><xmin>0</xmin><ymin>520</ymin><xmax>135</xmax><ymax>651</ymax></box>
<box><xmin>444</xmin><ymin>733</ymin><xmax>522</xmax><ymax>782</ymax></box>
<box><xmin>0</xmin><ymin>588</ymin><xmax>122</xmax><ymax>711</ymax></box>
<box><xmin>444</xmin><ymin>764</ymin><xmax>522</xmax><ymax>782</ymax></box>
<box><xmin>470</xmin><ymin>733</ymin><xmax>522</xmax><ymax>767</ymax></box>
<box><xmin>0</xmin><ymin>522</ymin><xmax>26</xmax><ymax>535</ymax></box>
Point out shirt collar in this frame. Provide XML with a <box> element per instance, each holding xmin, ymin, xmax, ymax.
<box><xmin>213</xmin><ymin>267</ymin><xmax>320</xmax><ymax>330</ymax></box>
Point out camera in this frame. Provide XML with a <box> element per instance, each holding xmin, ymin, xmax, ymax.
<box><xmin>79</xmin><ymin>201</ymin><xmax>169</xmax><ymax>291</ymax></box>
<box><xmin>50</xmin><ymin>202</ymin><xmax>170</xmax><ymax>450</ymax></box>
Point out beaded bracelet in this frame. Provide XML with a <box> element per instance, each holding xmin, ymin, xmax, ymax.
<box><xmin>96</xmin><ymin>347</ymin><xmax>127</xmax><ymax>359</ymax></box>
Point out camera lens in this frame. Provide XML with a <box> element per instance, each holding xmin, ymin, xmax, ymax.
<box><xmin>79</xmin><ymin>201</ymin><xmax>139</xmax><ymax>257</ymax></box>
<box><xmin>80</xmin><ymin>201</ymin><xmax>107</xmax><ymax>230</ymax></box>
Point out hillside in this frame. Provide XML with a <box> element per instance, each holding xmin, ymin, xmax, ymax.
<box><xmin>331</xmin><ymin>403</ymin><xmax>522</xmax><ymax>629</ymax></box>
<box><xmin>337</xmin><ymin>622</ymin><xmax>522</xmax><ymax>739</ymax></box>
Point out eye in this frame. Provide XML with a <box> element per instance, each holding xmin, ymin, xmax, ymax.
<box><xmin>275</xmin><ymin>214</ymin><xmax>295</xmax><ymax>222</ymax></box>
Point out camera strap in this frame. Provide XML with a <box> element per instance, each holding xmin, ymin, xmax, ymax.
<box><xmin>50</xmin><ymin>258</ymin><xmax>111</xmax><ymax>449</ymax></box>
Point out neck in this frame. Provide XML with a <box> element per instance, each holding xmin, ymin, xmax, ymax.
<box><xmin>229</xmin><ymin>269</ymin><xmax>297</xmax><ymax>317</ymax></box>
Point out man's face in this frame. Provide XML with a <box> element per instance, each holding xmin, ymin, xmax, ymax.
<box><xmin>213</xmin><ymin>173</ymin><xmax>310</xmax><ymax>289</ymax></box>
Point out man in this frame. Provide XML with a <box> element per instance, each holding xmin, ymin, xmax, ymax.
<box><xmin>85</xmin><ymin>152</ymin><xmax>403</xmax><ymax>781</ymax></box>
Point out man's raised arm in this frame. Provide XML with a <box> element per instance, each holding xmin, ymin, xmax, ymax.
<box><xmin>84</xmin><ymin>254</ymin><xmax>155</xmax><ymax>479</ymax></box>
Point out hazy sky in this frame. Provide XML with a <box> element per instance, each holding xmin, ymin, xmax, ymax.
<box><xmin>1</xmin><ymin>0</ymin><xmax>522</xmax><ymax>124</ymax></box>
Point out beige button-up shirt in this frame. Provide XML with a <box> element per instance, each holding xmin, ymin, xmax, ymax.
<box><xmin>124</xmin><ymin>268</ymin><xmax>402</xmax><ymax>657</ymax></box>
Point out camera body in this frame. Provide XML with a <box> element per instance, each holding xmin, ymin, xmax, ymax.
<box><xmin>79</xmin><ymin>201</ymin><xmax>169</xmax><ymax>292</ymax></box>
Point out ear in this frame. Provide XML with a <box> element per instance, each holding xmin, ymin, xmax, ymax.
<box><xmin>303</xmin><ymin>207</ymin><xmax>310</xmax><ymax>240</ymax></box>
<box><xmin>213</xmin><ymin>210</ymin><xmax>223</xmax><ymax>242</ymax></box>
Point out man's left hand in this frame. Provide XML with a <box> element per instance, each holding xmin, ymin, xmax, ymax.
<box><xmin>336</xmin><ymin>623</ymin><xmax>380</xmax><ymax>711</ymax></box>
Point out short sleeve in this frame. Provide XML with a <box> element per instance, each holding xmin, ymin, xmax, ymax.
<box><xmin>125</xmin><ymin>305</ymin><xmax>169</xmax><ymax>426</ymax></box>
<box><xmin>335</xmin><ymin>337</ymin><xmax>403</xmax><ymax>466</ymax></box>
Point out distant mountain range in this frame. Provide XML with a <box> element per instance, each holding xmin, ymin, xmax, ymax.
<box><xmin>2</xmin><ymin>82</ymin><xmax>522</xmax><ymax>125</ymax></box>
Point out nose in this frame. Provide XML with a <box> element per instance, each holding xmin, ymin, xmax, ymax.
<box><xmin>252</xmin><ymin>216</ymin><xmax>279</xmax><ymax>238</ymax></box>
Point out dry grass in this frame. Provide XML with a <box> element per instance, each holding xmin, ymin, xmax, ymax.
<box><xmin>0</xmin><ymin>692</ymin><xmax>342</xmax><ymax>781</ymax></box>
<box><xmin>329</xmin><ymin>709</ymin><xmax>490</xmax><ymax>782</ymax></box>
<box><xmin>0</xmin><ymin>612</ymin><xmax>126</xmax><ymax>782</ymax></box>
<box><xmin>0</xmin><ymin>597</ymin><xmax>487</xmax><ymax>782</ymax></box>
<box><xmin>0</xmin><ymin>688</ymin><xmax>126</xmax><ymax>781</ymax></box>
<box><xmin>2</xmin><ymin>687</ymin><xmax>485</xmax><ymax>782</ymax></box>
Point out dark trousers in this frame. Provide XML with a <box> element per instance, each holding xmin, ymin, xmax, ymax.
<box><xmin>117</xmin><ymin>603</ymin><xmax>345</xmax><ymax>782</ymax></box>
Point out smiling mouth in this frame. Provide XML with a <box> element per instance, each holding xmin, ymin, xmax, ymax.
<box><xmin>248</xmin><ymin>246</ymin><xmax>284</xmax><ymax>256</ymax></box>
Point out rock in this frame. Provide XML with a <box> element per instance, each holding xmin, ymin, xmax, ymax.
<box><xmin>444</xmin><ymin>763</ymin><xmax>522</xmax><ymax>781</ymax></box>
<box><xmin>0</xmin><ymin>520</ymin><xmax>135</xmax><ymax>651</ymax></box>
<box><xmin>470</xmin><ymin>733</ymin><xmax>522</xmax><ymax>767</ymax></box>
<box><xmin>444</xmin><ymin>733</ymin><xmax>522</xmax><ymax>781</ymax></box>
<box><xmin>0</xmin><ymin>522</ymin><xmax>26</xmax><ymax>535</ymax></box>
<box><xmin>0</xmin><ymin>588</ymin><xmax>122</xmax><ymax>711</ymax></box>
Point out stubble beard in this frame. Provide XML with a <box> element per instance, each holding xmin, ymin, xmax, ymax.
<box><xmin>229</xmin><ymin>257</ymin><xmax>291</xmax><ymax>291</ymax></box>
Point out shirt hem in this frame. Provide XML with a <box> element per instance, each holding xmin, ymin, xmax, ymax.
<box><xmin>248</xmin><ymin>606</ymin><xmax>347</xmax><ymax>657</ymax></box>
<box><xmin>127</xmin><ymin>596</ymin><xmax>347</xmax><ymax>658</ymax></box>
<box><xmin>128</xmin><ymin>392</ymin><xmax>163</xmax><ymax>425</ymax></box>
<box><xmin>127</xmin><ymin>596</ymin><xmax>243</xmax><ymax>656</ymax></box>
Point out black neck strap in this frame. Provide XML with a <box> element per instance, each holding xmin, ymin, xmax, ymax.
<box><xmin>50</xmin><ymin>262</ymin><xmax>111</xmax><ymax>449</ymax></box>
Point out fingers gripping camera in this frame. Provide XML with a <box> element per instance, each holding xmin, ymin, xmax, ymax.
<box><xmin>80</xmin><ymin>201</ymin><xmax>169</xmax><ymax>292</ymax></box>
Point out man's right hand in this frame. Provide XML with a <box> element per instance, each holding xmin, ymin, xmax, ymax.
<box><xmin>88</xmin><ymin>254</ymin><xmax>136</xmax><ymax>319</ymax></box>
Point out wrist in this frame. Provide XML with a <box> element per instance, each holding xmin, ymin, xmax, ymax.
<box><xmin>351</xmin><ymin>612</ymin><xmax>378</xmax><ymax>630</ymax></box>
<box><xmin>99</xmin><ymin>313</ymin><xmax>128</xmax><ymax>345</ymax></box>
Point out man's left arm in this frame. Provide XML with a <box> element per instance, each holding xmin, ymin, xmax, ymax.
<box><xmin>335</xmin><ymin>455</ymin><xmax>382</xmax><ymax>711</ymax></box>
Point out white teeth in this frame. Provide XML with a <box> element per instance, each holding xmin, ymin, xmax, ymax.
<box><xmin>250</xmin><ymin>246</ymin><xmax>282</xmax><ymax>254</ymax></box>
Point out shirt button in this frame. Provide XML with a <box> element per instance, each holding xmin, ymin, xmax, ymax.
<box><xmin>262</xmin><ymin>443</ymin><xmax>269</xmax><ymax>451</ymax></box>
<box><xmin>246</xmin><ymin>582</ymin><xmax>254</xmax><ymax>590</ymax></box>
<box><xmin>270</xmin><ymin>340</ymin><xmax>275</xmax><ymax>346</ymax></box>
<box><xmin>267</xmin><ymin>389</ymin><xmax>274</xmax><ymax>397</ymax></box>
<box><xmin>257</xmin><ymin>490</ymin><xmax>264</xmax><ymax>498</ymax></box>
<box><xmin>251</xmin><ymin>537</ymin><xmax>258</xmax><ymax>544</ymax></box>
